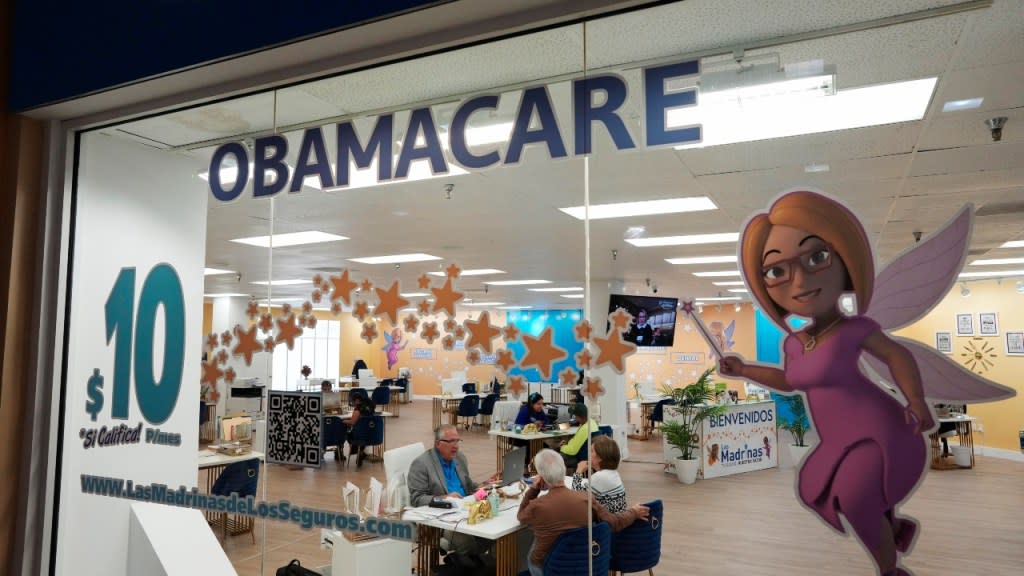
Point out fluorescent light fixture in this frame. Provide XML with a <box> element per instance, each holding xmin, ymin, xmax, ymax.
<box><xmin>528</xmin><ymin>287</ymin><xmax>583</xmax><ymax>292</ymax></box>
<box><xmin>559</xmin><ymin>197</ymin><xmax>717</xmax><ymax>220</ymax></box>
<box><xmin>250</xmin><ymin>279</ymin><xmax>313</xmax><ymax>286</ymax></box>
<box><xmin>463</xmin><ymin>301</ymin><xmax>505</xmax><ymax>307</ymax></box>
<box><xmin>625</xmin><ymin>226</ymin><xmax>646</xmax><ymax>239</ymax></box>
<box><xmin>261</xmin><ymin>297</ymin><xmax>305</xmax><ymax>303</ymax></box>
<box><xmin>970</xmin><ymin>258</ymin><xmax>1024</xmax><ymax>266</ymax></box>
<box><xmin>428</xmin><ymin>268</ymin><xmax>505</xmax><ymax>277</ymax></box>
<box><xmin>712</xmin><ymin>281</ymin><xmax>745</xmax><ymax>286</ymax></box>
<box><xmin>560</xmin><ymin>294</ymin><xmax>585</xmax><ymax>299</ymax></box>
<box><xmin>693</xmin><ymin>270</ymin><xmax>742</xmax><ymax>277</ymax></box>
<box><xmin>666</xmin><ymin>255</ymin><xmax>737</xmax><ymax>265</ymax></box>
<box><xmin>464</xmin><ymin>122</ymin><xmax>514</xmax><ymax>146</ymax></box>
<box><xmin>671</xmin><ymin>77</ymin><xmax>936</xmax><ymax>150</ymax></box>
<box><xmin>348</xmin><ymin>253</ymin><xmax>442</xmax><ymax>264</ymax></box>
<box><xmin>499</xmin><ymin>305</ymin><xmax>533</xmax><ymax>310</ymax></box>
<box><xmin>693</xmin><ymin>296</ymin><xmax>741</xmax><ymax>301</ymax></box>
<box><xmin>204</xmin><ymin>267</ymin><xmax>235</xmax><ymax>276</ymax></box>
<box><xmin>484</xmin><ymin>280</ymin><xmax>551</xmax><ymax>286</ymax></box>
<box><xmin>400</xmin><ymin>307</ymin><xmax>418</xmax><ymax>312</ymax></box>
<box><xmin>230</xmin><ymin>231</ymin><xmax>348</xmax><ymax>248</ymax></box>
<box><xmin>942</xmin><ymin>97</ymin><xmax>983</xmax><ymax>112</ymax></box>
<box><xmin>697</xmin><ymin>61</ymin><xmax>836</xmax><ymax>103</ymax></box>
<box><xmin>204</xmin><ymin>293</ymin><xmax>250</xmax><ymax>298</ymax></box>
<box><xmin>1000</xmin><ymin>240</ymin><xmax>1024</xmax><ymax>248</ymax></box>
<box><xmin>400</xmin><ymin>292</ymin><xmax>430</xmax><ymax>298</ymax></box>
<box><xmin>958</xmin><ymin>269</ymin><xmax>1024</xmax><ymax>278</ymax></box>
<box><xmin>323</xmin><ymin>156</ymin><xmax>469</xmax><ymax>192</ymax></box>
<box><xmin>804</xmin><ymin>163</ymin><xmax>830</xmax><ymax>173</ymax></box>
<box><xmin>627</xmin><ymin>232</ymin><xmax>739</xmax><ymax>247</ymax></box>
<box><xmin>727</xmin><ymin>288</ymin><xmax>749</xmax><ymax>293</ymax></box>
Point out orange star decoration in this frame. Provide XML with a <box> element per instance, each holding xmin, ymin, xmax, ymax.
<box><xmin>329</xmin><ymin>269</ymin><xmax>358</xmax><ymax>305</ymax></box>
<box><xmin>421</xmin><ymin>322</ymin><xmax>440</xmax><ymax>344</ymax></box>
<box><xmin>220</xmin><ymin>330</ymin><xmax>233</xmax><ymax>346</ymax></box>
<box><xmin>201</xmin><ymin>361</ymin><xmax>224</xmax><ymax>387</ymax></box>
<box><xmin>224</xmin><ymin>367</ymin><xmax>237</xmax><ymax>384</ymax></box>
<box><xmin>417</xmin><ymin>274</ymin><xmax>431</xmax><ymax>289</ymax></box>
<box><xmin>417</xmin><ymin>300</ymin><xmax>431</xmax><ymax>316</ymax></box>
<box><xmin>403</xmin><ymin>314</ymin><xmax>420</xmax><ymax>333</ymax></box>
<box><xmin>331</xmin><ymin>302</ymin><xmax>342</xmax><ymax>315</ymax></box>
<box><xmin>360</xmin><ymin>279</ymin><xmax>373</xmax><ymax>293</ymax></box>
<box><xmin>232</xmin><ymin>325</ymin><xmax>262</xmax><ymax>365</ymax></box>
<box><xmin>466</xmin><ymin>350</ymin><xmax>481</xmax><ymax>365</ymax></box>
<box><xmin>206</xmin><ymin>333</ymin><xmax>218</xmax><ymax>350</ymax></box>
<box><xmin>431</xmin><ymin>277</ymin><xmax>463</xmax><ymax>317</ymax></box>
<box><xmin>209</xmin><ymin>388</ymin><xmax>221</xmax><ymax>402</ymax></box>
<box><xmin>583</xmin><ymin>376</ymin><xmax>605</xmax><ymax>401</ymax></box>
<box><xmin>444</xmin><ymin>317</ymin><xmax>457</xmax><ymax>333</ymax></box>
<box><xmin>454</xmin><ymin>326</ymin><xmax>466</xmax><ymax>340</ymax></box>
<box><xmin>374</xmin><ymin>281</ymin><xmax>410</xmax><ymax>325</ymax></box>
<box><xmin>559</xmin><ymin>367</ymin><xmax>578</xmax><ymax>387</ymax></box>
<box><xmin>502</xmin><ymin>323</ymin><xmax>521</xmax><ymax>343</ymax></box>
<box><xmin>264</xmin><ymin>337</ymin><xmax>276</xmax><ymax>352</ymax></box>
<box><xmin>258</xmin><ymin>313</ymin><xmax>273</xmax><ymax>333</ymax></box>
<box><xmin>574</xmin><ymin>320</ymin><xmax>593</xmax><ymax>342</ymax></box>
<box><xmin>246</xmin><ymin>301</ymin><xmax>260</xmax><ymax>320</ymax></box>
<box><xmin>306</xmin><ymin>315</ymin><xmax>318</xmax><ymax>329</ymax></box>
<box><xmin>495</xmin><ymin>349</ymin><xmax>516</xmax><ymax>373</ymax></box>
<box><xmin>312</xmin><ymin>274</ymin><xmax>324</xmax><ymax>288</ymax></box>
<box><xmin>464</xmin><ymin>311</ymin><xmax>501</xmax><ymax>353</ymax></box>
<box><xmin>609</xmin><ymin>308</ymin><xmax>633</xmax><ymax>332</ymax></box>
<box><xmin>446</xmin><ymin>263</ymin><xmax>462</xmax><ymax>279</ymax></box>
<box><xmin>361</xmin><ymin>322</ymin><xmax>378</xmax><ymax>344</ymax></box>
<box><xmin>302</xmin><ymin>301</ymin><xmax>313</xmax><ymax>315</ymax></box>
<box><xmin>217</xmin><ymin>349</ymin><xmax>228</xmax><ymax>365</ymax></box>
<box><xmin>575</xmin><ymin>348</ymin><xmax>594</xmax><ymax>369</ymax></box>
<box><xmin>276</xmin><ymin>314</ymin><xmax>303</xmax><ymax>349</ymax></box>
<box><xmin>519</xmin><ymin>327</ymin><xmax>568</xmax><ymax>380</ymax></box>
<box><xmin>507</xmin><ymin>375</ymin><xmax>526</xmax><ymax>399</ymax></box>
<box><xmin>442</xmin><ymin>335</ymin><xmax>456</xmax><ymax>351</ymax></box>
<box><xmin>281</xmin><ymin>303</ymin><xmax>292</xmax><ymax>316</ymax></box>
<box><xmin>312</xmin><ymin>289</ymin><xmax>322</xmax><ymax>303</ymax></box>
<box><xmin>353</xmin><ymin>300</ymin><xmax>371</xmax><ymax>322</ymax></box>
<box><xmin>592</xmin><ymin>329</ymin><xmax>635</xmax><ymax>373</ymax></box>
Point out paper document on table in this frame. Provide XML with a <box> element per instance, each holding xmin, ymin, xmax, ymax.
<box><xmin>343</xmin><ymin>482</ymin><xmax>360</xmax><ymax>515</ymax></box>
<box><xmin>365</xmin><ymin>477</ymin><xmax>383</xmax><ymax>518</ymax></box>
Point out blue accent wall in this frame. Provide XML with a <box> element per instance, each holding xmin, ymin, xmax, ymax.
<box><xmin>755</xmin><ymin>309</ymin><xmax>810</xmax><ymax>428</ymax></box>
<box><xmin>506</xmin><ymin>310</ymin><xmax>583</xmax><ymax>382</ymax></box>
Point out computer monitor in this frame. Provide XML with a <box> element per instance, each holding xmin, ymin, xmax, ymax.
<box><xmin>358</xmin><ymin>369</ymin><xmax>374</xmax><ymax>380</ymax></box>
<box><xmin>499</xmin><ymin>446</ymin><xmax>528</xmax><ymax>487</ymax></box>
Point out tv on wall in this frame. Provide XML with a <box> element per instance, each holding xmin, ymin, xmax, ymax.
<box><xmin>608</xmin><ymin>294</ymin><xmax>679</xmax><ymax>347</ymax></box>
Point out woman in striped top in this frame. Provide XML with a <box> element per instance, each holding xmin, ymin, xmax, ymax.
<box><xmin>570</xmin><ymin>435</ymin><xmax>627</xmax><ymax>513</ymax></box>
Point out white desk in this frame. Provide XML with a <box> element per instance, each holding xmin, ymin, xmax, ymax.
<box><xmin>931</xmin><ymin>414</ymin><xmax>977</xmax><ymax>469</ymax></box>
<box><xmin>489</xmin><ymin>428</ymin><xmax>576</xmax><ymax>473</ymax></box>
<box><xmin>627</xmin><ymin>396</ymin><xmax>671</xmax><ymax>440</ymax></box>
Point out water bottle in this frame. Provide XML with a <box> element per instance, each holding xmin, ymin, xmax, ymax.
<box><xmin>488</xmin><ymin>488</ymin><xmax>500</xmax><ymax>517</ymax></box>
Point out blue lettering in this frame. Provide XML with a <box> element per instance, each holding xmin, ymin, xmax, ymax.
<box><xmin>208</xmin><ymin>143</ymin><xmax>248</xmax><ymax>202</ymax></box>
<box><xmin>290</xmin><ymin>127</ymin><xmax>333</xmax><ymax>191</ymax></box>
<box><xmin>505</xmin><ymin>86</ymin><xmax>567</xmax><ymax>163</ymax></box>
<box><xmin>253</xmin><ymin>135</ymin><xmax>288</xmax><ymax>197</ymax></box>
<box><xmin>573</xmin><ymin>75</ymin><xmax>635</xmax><ymax>155</ymax></box>
<box><xmin>643</xmin><ymin>60</ymin><xmax>701</xmax><ymax>147</ymax></box>
<box><xmin>450</xmin><ymin>95</ymin><xmax>501</xmax><ymax>169</ymax></box>
<box><xmin>336</xmin><ymin>114</ymin><xmax>394</xmax><ymax>187</ymax></box>
<box><xmin>395</xmin><ymin>108</ymin><xmax>447</xmax><ymax>179</ymax></box>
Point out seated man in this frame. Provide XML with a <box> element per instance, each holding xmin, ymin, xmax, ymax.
<box><xmin>518</xmin><ymin>449</ymin><xmax>649</xmax><ymax>576</ymax></box>
<box><xmin>552</xmin><ymin>403</ymin><xmax>598</xmax><ymax>470</ymax></box>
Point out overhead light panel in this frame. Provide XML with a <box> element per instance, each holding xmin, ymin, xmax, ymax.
<box><xmin>349</xmin><ymin>253</ymin><xmax>442</xmax><ymax>264</ymax></box>
<box><xmin>559</xmin><ymin>197</ymin><xmax>717</xmax><ymax>220</ymax></box>
<box><xmin>204</xmin><ymin>267</ymin><xmax>235</xmax><ymax>276</ymax></box>
<box><xmin>666</xmin><ymin>255</ymin><xmax>737</xmax><ymax>265</ymax></box>
<box><xmin>231</xmin><ymin>231</ymin><xmax>348</xmax><ymax>248</ymax></box>
<box><xmin>528</xmin><ymin>287</ymin><xmax>583</xmax><ymax>292</ymax></box>
<box><xmin>627</xmin><ymin>232</ymin><xmax>739</xmax><ymax>247</ymax></box>
<box><xmin>693</xmin><ymin>296</ymin><xmax>741</xmax><ymax>301</ymax></box>
<box><xmin>713</xmin><ymin>281</ymin><xmax>745</xmax><ymax>286</ymax></box>
<box><xmin>498</xmin><ymin>305</ymin><xmax>533</xmax><ymax>310</ymax></box>
<box><xmin>727</xmin><ymin>288</ymin><xmax>749</xmax><ymax>293</ymax></box>
<box><xmin>560</xmin><ymin>294</ymin><xmax>585</xmax><ymax>299</ymax></box>
<box><xmin>1001</xmin><ymin>240</ymin><xmax>1024</xmax><ymax>248</ymax></box>
<box><xmin>958</xmin><ymin>269</ymin><xmax>1024</xmax><ymax>279</ymax></box>
<box><xmin>693</xmin><ymin>270</ymin><xmax>742</xmax><ymax>277</ymax></box>
<box><xmin>803</xmin><ymin>163</ymin><xmax>830</xmax><ymax>173</ymax></box>
<box><xmin>251</xmin><ymin>279</ymin><xmax>313</xmax><ymax>286</ymax></box>
<box><xmin>464</xmin><ymin>301</ymin><xmax>505</xmax><ymax>307</ymax></box>
<box><xmin>970</xmin><ymin>258</ymin><xmax>1024</xmax><ymax>266</ymax></box>
<box><xmin>942</xmin><ymin>97</ymin><xmax>983</xmax><ymax>112</ymax></box>
<box><xmin>697</xmin><ymin>61</ymin><xmax>836</xmax><ymax>104</ymax></box>
<box><xmin>428</xmin><ymin>268</ymin><xmax>505</xmax><ymax>277</ymax></box>
<box><xmin>400</xmin><ymin>292</ymin><xmax>430</xmax><ymax>298</ymax></box>
<box><xmin>204</xmin><ymin>293</ymin><xmax>250</xmax><ymax>298</ymax></box>
<box><xmin>484</xmin><ymin>280</ymin><xmax>551</xmax><ymax>286</ymax></box>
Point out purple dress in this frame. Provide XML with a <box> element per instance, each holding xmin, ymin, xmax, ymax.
<box><xmin>783</xmin><ymin>316</ymin><xmax>926</xmax><ymax>534</ymax></box>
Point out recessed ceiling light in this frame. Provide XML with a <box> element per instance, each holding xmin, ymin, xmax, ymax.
<box><xmin>692</xmin><ymin>270</ymin><xmax>742</xmax><ymax>277</ymax></box>
<box><xmin>251</xmin><ymin>279</ymin><xmax>313</xmax><ymax>286</ymax></box>
<box><xmin>694</xmin><ymin>296</ymin><xmax>741</xmax><ymax>301</ymax></box>
<box><xmin>1001</xmin><ymin>240</ymin><xmax>1024</xmax><ymax>248</ymax></box>
<box><xmin>559</xmin><ymin>197</ymin><xmax>717</xmax><ymax>220</ymax></box>
<box><xmin>665</xmin><ymin>255</ymin><xmax>737</xmax><ymax>265</ymax></box>
<box><xmin>942</xmin><ymin>97</ymin><xmax>984</xmax><ymax>112</ymax></box>
<box><xmin>625</xmin><ymin>226</ymin><xmax>647</xmax><ymax>239</ymax></box>
<box><xmin>400</xmin><ymin>307</ymin><xmax>418</xmax><ymax>312</ymax></box>
<box><xmin>528</xmin><ymin>287</ymin><xmax>583</xmax><ymax>292</ymax></box>
<box><xmin>958</xmin><ymin>269</ymin><xmax>1024</xmax><ymax>278</ymax></box>
<box><xmin>484</xmin><ymin>280</ymin><xmax>551</xmax><ymax>286</ymax></box>
<box><xmin>348</xmin><ymin>253</ymin><xmax>442</xmax><ymax>264</ymax></box>
<box><xmin>230</xmin><ymin>231</ymin><xmax>348</xmax><ymax>248</ymax></box>
<box><xmin>463</xmin><ymin>301</ymin><xmax>505</xmax><ymax>306</ymax></box>
<box><xmin>727</xmin><ymin>288</ymin><xmax>749</xmax><ymax>293</ymax></box>
<box><xmin>428</xmin><ymin>268</ymin><xmax>505</xmax><ymax>277</ymax></box>
<box><xmin>560</xmin><ymin>294</ymin><xmax>585</xmax><ymax>299</ymax></box>
<box><xmin>626</xmin><ymin>232</ymin><xmax>739</xmax><ymax>247</ymax></box>
<box><xmin>204</xmin><ymin>293</ymin><xmax>250</xmax><ymax>298</ymax></box>
<box><xmin>498</xmin><ymin>305</ymin><xmax>533</xmax><ymax>310</ymax></box>
<box><xmin>712</xmin><ymin>281</ymin><xmax>745</xmax><ymax>286</ymax></box>
<box><xmin>204</xmin><ymin>267</ymin><xmax>236</xmax><ymax>276</ymax></box>
<box><xmin>803</xmin><ymin>163</ymin><xmax>830</xmax><ymax>173</ymax></box>
<box><xmin>970</xmin><ymin>258</ymin><xmax>1024</xmax><ymax>266</ymax></box>
<box><xmin>400</xmin><ymin>292</ymin><xmax>430</xmax><ymax>298</ymax></box>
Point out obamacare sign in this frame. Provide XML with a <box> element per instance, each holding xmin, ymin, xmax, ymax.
<box><xmin>208</xmin><ymin>60</ymin><xmax>701</xmax><ymax>201</ymax></box>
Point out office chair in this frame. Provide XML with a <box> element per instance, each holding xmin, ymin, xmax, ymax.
<box><xmin>478</xmin><ymin>393</ymin><xmax>499</xmax><ymax>428</ymax></box>
<box><xmin>321</xmin><ymin>416</ymin><xmax>346</xmax><ymax>462</ymax></box>
<box><xmin>543</xmin><ymin>522</ymin><xmax>611</xmax><ymax>575</ymax></box>
<box><xmin>456</xmin><ymin>395</ymin><xmax>480</xmax><ymax>430</ymax></box>
<box><xmin>610</xmin><ymin>499</ymin><xmax>663</xmax><ymax>575</ymax></box>
<box><xmin>648</xmin><ymin>398</ymin><xmax>675</xmax><ymax>437</ymax></box>
<box><xmin>348</xmin><ymin>415</ymin><xmax>385</xmax><ymax>468</ymax></box>
<box><xmin>371</xmin><ymin>386</ymin><xmax>391</xmax><ymax>411</ymax></box>
<box><xmin>461</xmin><ymin>382</ymin><xmax>477</xmax><ymax>394</ymax></box>
<box><xmin>209</xmin><ymin>458</ymin><xmax>260</xmax><ymax>542</ymax></box>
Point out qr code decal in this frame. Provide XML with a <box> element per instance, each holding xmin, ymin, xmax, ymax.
<box><xmin>267</xmin><ymin>391</ymin><xmax>322</xmax><ymax>468</ymax></box>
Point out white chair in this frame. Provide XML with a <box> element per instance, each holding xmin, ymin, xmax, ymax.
<box><xmin>383</xmin><ymin>442</ymin><xmax>425</xmax><ymax>513</ymax></box>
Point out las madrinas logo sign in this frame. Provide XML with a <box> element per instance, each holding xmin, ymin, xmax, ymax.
<box><xmin>208</xmin><ymin>60</ymin><xmax>702</xmax><ymax>201</ymax></box>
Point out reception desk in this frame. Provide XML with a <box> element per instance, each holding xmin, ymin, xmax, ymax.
<box><xmin>664</xmin><ymin>399</ymin><xmax>778</xmax><ymax>479</ymax></box>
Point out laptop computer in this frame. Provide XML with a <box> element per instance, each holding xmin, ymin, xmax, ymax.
<box><xmin>496</xmin><ymin>445</ymin><xmax>528</xmax><ymax>487</ymax></box>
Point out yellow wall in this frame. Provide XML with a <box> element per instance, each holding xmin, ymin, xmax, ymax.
<box><xmin>895</xmin><ymin>279</ymin><xmax>1024</xmax><ymax>451</ymax></box>
<box><xmin>202</xmin><ymin>302</ymin><xmax>212</xmax><ymax>338</ymax></box>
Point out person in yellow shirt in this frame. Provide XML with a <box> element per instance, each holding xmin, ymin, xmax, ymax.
<box><xmin>553</xmin><ymin>403</ymin><xmax>598</xmax><ymax>470</ymax></box>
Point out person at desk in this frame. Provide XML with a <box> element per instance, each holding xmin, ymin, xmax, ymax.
<box><xmin>625</xmin><ymin>309</ymin><xmax>655</xmax><ymax>345</ymax></box>
<box><xmin>515</xmin><ymin>393</ymin><xmax>551</xmax><ymax>428</ymax></box>
<box><xmin>570</xmin><ymin>435</ymin><xmax>626</xmax><ymax>513</ymax></box>
<box><xmin>342</xmin><ymin>393</ymin><xmax>375</xmax><ymax>467</ymax></box>
<box><xmin>518</xmin><ymin>449</ymin><xmax>649</xmax><ymax>576</ymax></box>
<box><xmin>351</xmin><ymin>357</ymin><xmax>368</xmax><ymax>378</ymax></box>
<box><xmin>552</xmin><ymin>403</ymin><xmax>598</xmax><ymax>470</ymax></box>
<box><xmin>321</xmin><ymin>380</ymin><xmax>342</xmax><ymax>414</ymax></box>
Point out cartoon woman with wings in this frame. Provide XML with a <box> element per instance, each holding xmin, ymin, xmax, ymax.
<box><xmin>382</xmin><ymin>328</ymin><xmax>407</xmax><ymax>371</ymax></box>
<box><xmin>715</xmin><ymin>191</ymin><xmax>1013</xmax><ymax>576</ymax></box>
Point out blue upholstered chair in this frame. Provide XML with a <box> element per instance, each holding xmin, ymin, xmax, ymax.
<box><xmin>348</xmin><ymin>415</ymin><xmax>385</xmax><ymax>468</ymax></box>
<box><xmin>348</xmin><ymin>387</ymin><xmax>368</xmax><ymax>406</ymax></box>
<box><xmin>371</xmin><ymin>386</ymin><xmax>391</xmax><ymax>410</ymax></box>
<box><xmin>210</xmin><ymin>458</ymin><xmax>260</xmax><ymax>542</ymax></box>
<box><xmin>648</xmin><ymin>398</ymin><xmax>675</xmax><ymax>436</ymax></box>
<box><xmin>321</xmin><ymin>416</ymin><xmax>346</xmax><ymax>462</ymax></box>
<box><xmin>457</xmin><ymin>394</ymin><xmax>480</xmax><ymax>430</ymax></box>
<box><xmin>542</xmin><ymin>521</ymin><xmax>611</xmax><ymax>575</ymax></box>
<box><xmin>461</xmin><ymin>382</ymin><xmax>477</xmax><ymax>394</ymax></box>
<box><xmin>610</xmin><ymin>499</ymin><xmax>663</xmax><ymax>576</ymax></box>
<box><xmin>478</xmin><ymin>393</ymin><xmax>499</xmax><ymax>428</ymax></box>
<box><xmin>395</xmin><ymin>377</ymin><xmax>409</xmax><ymax>403</ymax></box>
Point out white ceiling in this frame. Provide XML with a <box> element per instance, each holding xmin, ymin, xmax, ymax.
<box><xmin>101</xmin><ymin>0</ymin><xmax>1024</xmax><ymax>311</ymax></box>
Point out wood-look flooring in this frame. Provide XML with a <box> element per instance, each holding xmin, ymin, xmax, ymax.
<box><xmin>214</xmin><ymin>400</ymin><xmax>1024</xmax><ymax>575</ymax></box>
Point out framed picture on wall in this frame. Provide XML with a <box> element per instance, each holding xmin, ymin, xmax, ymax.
<box><xmin>956</xmin><ymin>313</ymin><xmax>974</xmax><ymax>336</ymax></box>
<box><xmin>1006</xmin><ymin>331</ymin><xmax>1024</xmax><ymax>356</ymax></box>
<box><xmin>935</xmin><ymin>332</ymin><xmax>953</xmax><ymax>354</ymax></box>
<box><xmin>979</xmin><ymin>312</ymin><xmax>999</xmax><ymax>336</ymax></box>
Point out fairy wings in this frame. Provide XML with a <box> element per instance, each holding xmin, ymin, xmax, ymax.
<box><xmin>861</xmin><ymin>205</ymin><xmax>1015</xmax><ymax>403</ymax></box>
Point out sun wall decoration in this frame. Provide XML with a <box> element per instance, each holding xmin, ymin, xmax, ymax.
<box><xmin>960</xmin><ymin>337</ymin><xmax>998</xmax><ymax>374</ymax></box>
<box><xmin>201</xmin><ymin>264</ymin><xmax>638</xmax><ymax>401</ymax></box>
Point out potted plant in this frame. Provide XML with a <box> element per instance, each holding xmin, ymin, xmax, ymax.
<box><xmin>660</xmin><ymin>367</ymin><xmax>728</xmax><ymax>484</ymax></box>
<box><xmin>776</xmin><ymin>394</ymin><xmax>812</xmax><ymax>466</ymax></box>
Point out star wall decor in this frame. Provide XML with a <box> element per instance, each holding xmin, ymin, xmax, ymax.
<box><xmin>246</xmin><ymin>301</ymin><xmax>260</xmax><ymax>320</ymax></box>
<box><xmin>507</xmin><ymin>375</ymin><xmax>526</xmax><ymax>398</ymax></box>
<box><xmin>609</xmin><ymin>308</ymin><xmax>633</xmax><ymax>332</ymax></box>
<box><xmin>558</xmin><ymin>367</ymin><xmax>578</xmax><ymax>387</ymax></box>
<box><xmin>329</xmin><ymin>269</ymin><xmax>358</xmax><ymax>305</ymax></box>
<box><xmin>464</xmin><ymin>311</ymin><xmax>501</xmax><ymax>353</ymax></box>
<box><xmin>360</xmin><ymin>279</ymin><xmax>373</xmax><ymax>293</ymax></box>
<box><xmin>258</xmin><ymin>313</ymin><xmax>273</xmax><ymax>333</ymax></box>
<box><xmin>519</xmin><ymin>327</ymin><xmax>568</xmax><ymax>380</ymax></box>
<box><xmin>264</xmin><ymin>337</ymin><xmax>275</xmax><ymax>352</ymax></box>
<box><xmin>206</xmin><ymin>333</ymin><xmax>219</xmax><ymax>350</ymax></box>
<box><xmin>305</xmin><ymin>315</ymin><xmax>318</xmax><ymax>329</ymax></box>
<box><xmin>575</xmin><ymin>348</ymin><xmax>593</xmax><ymax>369</ymax></box>
<box><xmin>574</xmin><ymin>320</ymin><xmax>593</xmax><ymax>342</ymax></box>
<box><xmin>421</xmin><ymin>321</ymin><xmax>440</xmax><ymax>344</ymax></box>
<box><xmin>454</xmin><ymin>326</ymin><xmax>466</xmax><ymax>341</ymax></box>
<box><xmin>417</xmin><ymin>300</ymin><xmax>432</xmax><ymax>316</ymax></box>
<box><xmin>224</xmin><ymin>367</ymin><xmax>236</xmax><ymax>384</ymax></box>
<box><xmin>302</xmin><ymin>301</ymin><xmax>313</xmax><ymax>315</ymax></box>
<box><xmin>444</xmin><ymin>318</ymin><xmax>458</xmax><ymax>333</ymax></box>
<box><xmin>353</xmin><ymin>300</ymin><xmax>371</xmax><ymax>322</ymax></box>
<box><xmin>331</xmin><ymin>302</ymin><xmax>342</xmax><ymax>315</ymax></box>
<box><xmin>592</xmin><ymin>328</ymin><xmax>634</xmax><ymax>373</ymax></box>
<box><xmin>374</xmin><ymin>280</ymin><xmax>410</xmax><ymax>325</ymax></box>
<box><xmin>312</xmin><ymin>274</ymin><xmax>324</xmax><ymax>288</ymax></box>
<box><xmin>502</xmin><ymin>323</ymin><xmax>521</xmax><ymax>343</ymax></box>
<box><xmin>446</xmin><ymin>263</ymin><xmax>462</xmax><ymax>279</ymax></box>
<box><xmin>403</xmin><ymin>314</ymin><xmax>420</xmax><ymax>332</ymax></box>
<box><xmin>583</xmin><ymin>376</ymin><xmax>605</xmax><ymax>401</ymax></box>
<box><xmin>281</xmin><ymin>303</ymin><xmax>292</xmax><ymax>316</ymax></box>
<box><xmin>201</xmin><ymin>361</ymin><xmax>223</xmax><ymax>387</ymax></box>
<box><xmin>466</xmin><ymin>350</ymin><xmax>481</xmax><ymax>365</ymax></box>
<box><xmin>418</xmin><ymin>274</ymin><xmax>432</xmax><ymax>289</ymax></box>
<box><xmin>442</xmin><ymin>335</ymin><xmax>456</xmax><ymax>351</ymax></box>
<box><xmin>361</xmin><ymin>322</ymin><xmax>378</xmax><ymax>344</ymax></box>
<box><xmin>276</xmin><ymin>314</ymin><xmax>302</xmax><ymax>349</ymax></box>
<box><xmin>495</xmin><ymin>349</ymin><xmax>516</xmax><ymax>372</ymax></box>
<box><xmin>431</xmin><ymin>277</ymin><xmax>463</xmax><ymax>317</ymax></box>
<box><xmin>220</xmin><ymin>330</ymin><xmax>232</xmax><ymax>347</ymax></box>
<box><xmin>311</xmin><ymin>289</ymin><xmax>322</xmax><ymax>303</ymax></box>
<box><xmin>232</xmin><ymin>324</ymin><xmax>262</xmax><ymax>366</ymax></box>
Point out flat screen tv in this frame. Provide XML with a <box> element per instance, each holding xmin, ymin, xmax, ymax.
<box><xmin>608</xmin><ymin>294</ymin><xmax>679</xmax><ymax>347</ymax></box>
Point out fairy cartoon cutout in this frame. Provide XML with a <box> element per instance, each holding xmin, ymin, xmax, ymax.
<box><xmin>382</xmin><ymin>328</ymin><xmax>408</xmax><ymax>371</ymax></box>
<box><xmin>712</xmin><ymin>191</ymin><xmax>1014</xmax><ymax>576</ymax></box>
